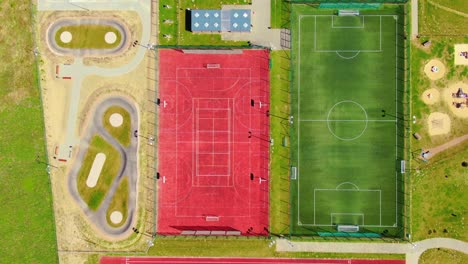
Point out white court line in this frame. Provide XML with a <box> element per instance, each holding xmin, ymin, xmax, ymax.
<box><xmin>331</xmin><ymin>15</ymin><xmax>365</xmax><ymax>28</ymax></box>
<box><xmin>312</xmin><ymin>189</ymin><xmax>382</xmax><ymax>226</ymax></box>
<box><xmin>296</xmin><ymin>15</ymin><xmax>399</xmax><ymax>227</ymax></box>
<box><xmin>330</xmin><ymin>213</ymin><xmax>365</xmax><ymax>225</ymax></box>
<box><xmin>312</xmin><ymin>15</ymin><xmax>383</xmax><ymax>53</ymax></box>
<box><xmin>395</xmin><ymin>15</ymin><xmax>399</xmax><ymax>227</ymax></box>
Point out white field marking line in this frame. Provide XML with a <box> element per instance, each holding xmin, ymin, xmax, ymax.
<box><xmin>313</xmin><ymin>15</ymin><xmax>383</xmax><ymax>53</ymax></box>
<box><xmin>380</xmin><ymin>190</ymin><xmax>382</xmax><ymax>226</ymax></box>
<box><xmin>335</xmin><ymin>51</ymin><xmax>360</xmax><ymax>59</ymax></box>
<box><xmin>395</xmin><ymin>15</ymin><xmax>399</xmax><ymax>227</ymax></box>
<box><xmin>331</xmin><ymin>15</ymin><xmax>365</xmax><ymax>28</ymax></box>
<box><xmin>311</xmin><ymin>189</ymin><xmax>382</xmax><ymax>226</ymax></box>
<box><xmin>335</xmin><ymin>181</ymin><xmax>360</xmax><ymax>190</ymax></box>
<box><xmin>298</xmin><ymin>14</ymin><xmax>304</xmax><ymax>225</ymax></box>
<box><xmin>300</xmin><ymin>224</ymin><xmax>397</xmax><ymax>228</ymax></box>
<box><xmin>330</xmin><ymin>213</ymin><xmax>365</xmax><ymax>225</ymax></box>
<box><xmin>299</xmin><ymin>119</ymin><xmax>396</xmax><ymax>122</ymax></box>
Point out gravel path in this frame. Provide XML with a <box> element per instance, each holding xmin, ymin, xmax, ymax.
<box><xmin>426</xmin><ymin>134</ymin><xmax>468</xmax><ymax>159</ymax></box>
<box><xmin>411</xmin><ymin>0</ymin><xmax>418</xmax><ymax>38</ymax></box>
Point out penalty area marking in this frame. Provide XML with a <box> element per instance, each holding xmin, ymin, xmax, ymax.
<box><xmin>336</xmin><ymin>51</ymin><xmax>360</xmax><ymax>59</ymax></box>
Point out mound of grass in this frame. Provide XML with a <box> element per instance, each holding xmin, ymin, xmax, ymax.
<box><xmin>55</xmin><ymin>24</ymin><xmax>122</xmax><ymax>49</ymax></box>
<box><xmin>77</xmin><ymin>135</ymin><xmax>122</xmax><ymax>210</ymax></box>
<box><xmin>102</xmin><ymin>106</ymin><xmax>131</xmax><ymax>147</ymax></box>
<box><xmin>106</xmin><ymin>177</ymin><xmax>129</xmax><ymax>228</ymax></box>
<box><xmin>419</xmin><ymin>248</ymin><xmax>468</xmax><ymax>264</ymax></box>
<box><xmin>0</xmin><ymin>1</ymin><xmax>58</xmax><ymax>263</ymax></box>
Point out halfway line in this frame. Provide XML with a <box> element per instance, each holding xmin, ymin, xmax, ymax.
<box><xmin>299</xmin><ymin>119</ymin><xmax>397</xmax><ymax>122</ymax></box>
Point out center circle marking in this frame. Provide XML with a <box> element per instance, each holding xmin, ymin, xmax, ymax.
<box><xmin>326</xmin><ymin>100</ymin><xmax>368</xmax><ymax>141</ymax></box>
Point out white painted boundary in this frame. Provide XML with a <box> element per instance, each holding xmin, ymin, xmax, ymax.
<box><xmin>296</xmin><ymin>14</ymin><xmax>399</xmax><ymax>228</ymax></box>
<box><xmin>331</xmin><ymin>213</ymin><xmax>365</xmax><ymax>226</ymax></box>
<box><xmin>331</xmin><ymin>15</ymin><xmax>365</xmax><ymax>28</ymax></box>
<box><xmin>311</xmin><ymin>15</ymin><xmax>384</xmax><ymax>52</ymax></box>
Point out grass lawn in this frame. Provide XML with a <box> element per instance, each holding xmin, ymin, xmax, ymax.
<box><xmin>103</xmin><ymin>106</ymin><xmax>131</xmax><ymax>147</ymax></box>
<box><xmin>419</xmin><ymin>248</ymin><xmax>468</xmax><ymax>264</ymax></box>
<box><xmin>290</xmin><ymin>5</ymin><xmax>405</xmax><ymax>235</ymax></box>
<box><xmin>159</xmin><ymin>0</ymin><xmax>250</xmax><ymax>46</ymax></box>
<box><xmin>420</xmin><ymin>0</ymin><xmax>468</xmax><ymax>35</ymax></box>
<box><xmin>0</xmin><ymin>1</ymin><xmax>58</xmax><ymax>263</ymax></box>
<box><xmin>55</xmin><ymin>24</ymin><xmax>122</xmax><ymax>49</ymax></box>
<box><xmin>269</xmin><ymin>50</ymin><xmax>291</xmax><ymax>235</ymax></box>
<box><xmin>411</xmin><ymin>142</ymin><xmax>467</xmax><ymax>241</ymax></box>
<box><xmin>147</xmin><ymin>237</ymin><xmax>405</xmax><ymax>260</ymax></box>
<box><xmin>77</xmin><ymin>135</ymin><xmax>122</xmax><ymax>210</ymax></box>
<box><xmin>106</xmin><ymin>177</ymin><xmax>129</xmax><ymax>228</ymax></box>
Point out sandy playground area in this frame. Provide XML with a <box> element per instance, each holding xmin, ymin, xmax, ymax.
<box><xmin>424</xmin><ymin>59</ymin><xmax>446</xmax><ymax>80</ymax></box>
<box><xmin>421</xmin><ymin>88</ymin><xmax>440</xmax><ymax>105</ymax></box>
<box><xmin>442</xmin><ymin>81</ymin><xmax>468</xmax><ymax>118</ymax></box>
<box><xmin>454</xmin><ymin>44</ymin><xmax>468</xmax><ymax>66</ymax></box>
<box><xmin>427</xmin><ymin>112</ymin><xmax>451</xmax><ymax>136</ymax></box>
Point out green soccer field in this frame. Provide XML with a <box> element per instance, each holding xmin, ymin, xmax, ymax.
<box><xmin>290</xmin><ymin>6</ymin><xmax>406</xmax><ymax>236</ymax></box>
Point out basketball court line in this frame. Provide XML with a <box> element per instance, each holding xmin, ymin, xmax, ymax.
<box><xmin>296</xmin><ymin>14</ymin><xmax>399</xmax><ymax>229</ymax></box>
<box><xmin>158</xmin><ymin>50</ymin><xmax>270</xmax><ymax>233</ymax></box>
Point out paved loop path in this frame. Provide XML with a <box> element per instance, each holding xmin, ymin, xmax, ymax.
<box><xmin>426</xmin><ymin>134</ymin><xmax>468</xmax><ymax>159</ymax></box>
<box><xmin>276</xmin><ymin>238</ymin><xmax>468</xmax><ymax>264</ymax></box>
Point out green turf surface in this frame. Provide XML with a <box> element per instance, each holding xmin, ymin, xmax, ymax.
<box><xmin>55</xmin><ymin>24</ymin><xmax>122</xmax><ymax>49</ymax></box>
<box><xmin>0</xmin><ymin>1</ymin><xmax>58</xmax><ymax>263</ymax></box>
<box><xmin>77</xmin><ymin>135</ymin><xmax>122</xmax><ymax>210</ymax></box>
<box><xmin>290</xmin><ymin>6</ymin><xmax>405</xmax><ymax>236</ymax></box>
<box><xmin>103</xmin><ymin>106</ymin><xmax>131</xmax><ymax>147</ymax></box>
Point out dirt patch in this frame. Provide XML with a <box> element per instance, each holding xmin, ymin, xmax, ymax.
<box><xmin>424</xmin><ymin>59</ymin><xmax>446</xmax><ymax>80</ymax></box>
<box><xmin>421</xmin><ymin>88</ymin><xmax>440</xmax><ymax>105</ymax></box>
<box><xmin>427</xmin><ymin>112</ymin><xmax>451</xmax><ymax>136</ymax></box>
<box><xmin>442</xmin><ymin>81</ymin><xmax>468</xmax><ymax>118</ymax></box>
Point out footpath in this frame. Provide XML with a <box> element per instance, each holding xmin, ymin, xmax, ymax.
<box><xmin>276</xmin><ymin>237</ymin><xmax>468</xmax><ymax>264</ymax></box>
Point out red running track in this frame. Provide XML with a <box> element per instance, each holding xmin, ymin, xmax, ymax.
<box><xmin>157</xmin><ymin>49</ymin><xmax>270</xmax><ymax>235</ymax></box>
<box><xmin>100</xmin><ymin>257</ymin><xmax>405</xmax><ymax>264</ymax></box>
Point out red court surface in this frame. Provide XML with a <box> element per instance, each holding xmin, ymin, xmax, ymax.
<box><xmin>157</xmin><ymin>49</ymin><xmax>270</xmax><ymax>235</ymax></box>
<box><xmin>100</xmin><ymin>257</ymin><xmax>405</xmax><ymax>264</ymax></box>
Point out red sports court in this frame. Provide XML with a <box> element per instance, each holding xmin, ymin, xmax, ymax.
<box><xmin>100</xmin><ymin>257</ymin><xmax>405</xmax><ymax>264</ymax></box>
<box><xmin>157</xmin><ymin>49</ymin><xmax>270</xmax><ymax>235</ymax></box>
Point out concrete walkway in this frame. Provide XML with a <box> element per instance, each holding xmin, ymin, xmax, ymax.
<box><xmin>221</xmin><ymin>0</ymin><xmax>283</xmax><ymax>50</ymax></box>
<box><xmin>276</xmin><ymin>238</ymin><xmax>468</xmax><ymax>264</ymax></box>
<box><xmin>411</xmin><ymin>0</ymin><xmax>418</xmax><ymax>38</ymax></box>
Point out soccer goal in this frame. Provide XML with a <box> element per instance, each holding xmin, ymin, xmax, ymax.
<box><xmin>338</xmin><ymin>10</ymin><xmax>359</xmax><ymax>16</ymax></box>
